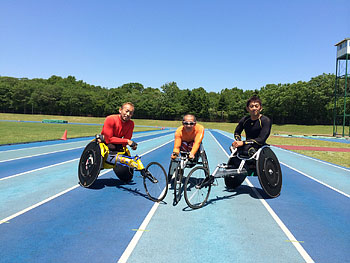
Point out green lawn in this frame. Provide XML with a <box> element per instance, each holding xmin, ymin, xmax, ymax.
<box><xmin>1</xmin><ymin>113</ymin><xmax>349</xmax><ymax>167</ymax></box>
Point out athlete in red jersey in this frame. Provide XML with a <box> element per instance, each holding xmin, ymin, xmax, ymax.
<box><xmin>101</xmin><ymin>102</ymin><xmax>137</xmax><ymax>153</ymax></box>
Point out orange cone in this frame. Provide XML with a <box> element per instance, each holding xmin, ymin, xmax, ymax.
<box><xmin>61</xmin><ymin>129</ymin><xmax>67</xmax><ymax>140</ymax></box>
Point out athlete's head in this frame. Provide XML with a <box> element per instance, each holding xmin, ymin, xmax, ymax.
<box><xmin>246</xmin><ymin>95</ymin><xmax>262</xmax><ymax>119</ymax></box>
<box><xmin>119</xmin><ymin>102</ymin><xmax>134</xmax><ymax>122</ymax></box>
<box><xmin>182</xmin><ymin>114</ymin><xmax>196</xmax><ymax>132</ymax></box>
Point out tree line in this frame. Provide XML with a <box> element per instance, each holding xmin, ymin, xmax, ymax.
<box><xmin>0</xmin><ymin>73</ymin><xmax>347</xmax><ymax>125</ymax></box>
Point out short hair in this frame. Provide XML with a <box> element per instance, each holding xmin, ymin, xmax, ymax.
<box><xmin>246</xmin><ymin>95</ymin><xmax>262</xmax><ymax>108</ymax></box>
<box><xmin>182</xmin><ymin>114</ymin><xmax>196</xmax><ymax>122</ymax></box>
<box><xmin>120</xmin><ymin>102</ymin><xmax>134</xmax><ymax>109</ymax></box>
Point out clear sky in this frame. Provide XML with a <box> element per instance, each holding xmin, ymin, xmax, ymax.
<box><xmin>1</xmin><ymin>0</ymin><xmax>349</xmax><ymax>92</ymax></box>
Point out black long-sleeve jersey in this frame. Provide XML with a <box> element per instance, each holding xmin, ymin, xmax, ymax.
<box><xmin>234</xmin><ymin>115</ymin><xmax>271</xmax><ymax>146</ymax></box>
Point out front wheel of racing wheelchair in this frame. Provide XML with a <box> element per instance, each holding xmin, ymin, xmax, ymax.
<box><xmin>224</xmin><ymin>145</ymin><xmax>282</xmax><ymax>198</ymax></box>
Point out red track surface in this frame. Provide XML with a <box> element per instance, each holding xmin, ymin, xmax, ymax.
<box><xmin>273</xmin><ymin>145</ymin><xmax>350</xmax><ymax>152</ymax></box>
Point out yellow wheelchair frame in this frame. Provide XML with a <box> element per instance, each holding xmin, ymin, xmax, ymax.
<box><xmin>78</xmin><ymin>136</ymin><xmax>168</xmax><ymax>202</ymax></box>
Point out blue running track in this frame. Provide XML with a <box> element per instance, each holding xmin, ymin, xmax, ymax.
<box><xmin>1</xmin><ymin>129</ymin><xmax>349</xmax><ymax>263</ymax></box>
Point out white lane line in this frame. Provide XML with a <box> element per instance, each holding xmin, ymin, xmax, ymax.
<box><xmin>0</xmin><ymin>139</ymin><xmax>174</xmax><ymax>225</ymax></box>
<box><xmin>0</xmin><ymin>169</ymin><xmax>109</xmax><ymax>225</ymax></box>
<box><xmin>118</xmin><ymin>188</ymin><xmax>167</xmax><ymax>263</ymax></box>
<box><xmin>280</xmin><ymin>161</ymin><xmax>350</xmax><ymax>198</ymax></box>
<box><xmin>208</xmin><ymin>130</ymin><xmax>314</xmax><ymax>263</ymax></box>
<box><xmin>0</xmin><ymin>131</ymin><xmax>172</xmax><ymax>163</ymax></box>
<box><xmin>0</xmin><ymin>158</ymin><xmax>79</xmax><ymax>182</ymax></box>
<box><xmin>0</xmin><ymin>146</ymin><xmax>84</xmax><ymax>163</ymax></box>
<box><xmin>216</xmin><ymin>130</ymin><xmax>350</xmax><ymax>193</ymax></box>
<box><xmin>0</xmin><ymin>134</ymin><xmax>174</xmax><ymax>182</ymax></box>
<box><xmin>273</xmin><ymin>146</ymin><xmax>350</xmax><ymax>172</ymax></box>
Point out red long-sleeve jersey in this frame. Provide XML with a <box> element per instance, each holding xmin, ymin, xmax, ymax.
<box><xmin>101</xmin><ymin>114</ymin><xmax>134</xmax><ymax>146</ymax></box>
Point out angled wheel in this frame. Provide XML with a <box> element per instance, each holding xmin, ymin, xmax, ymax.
<box><xmin>173</xmin><ymin>167</ymin><xmax>184</xmax><ymax>205</ymax></box>
<box><xmin>224</xmin><ymin>157</ymin><xmax>247</xmax><ymax>189</ymax></box>
<box><xmin>113</xmin><ymin>164</ymin><xmax>134</xmax><ymax>183</ymax></box>
<box><xmin>256</xmin><ymin>147</ymin><xmax>282</xmax><ymax>198</ymax></box>
<box><xmin>184</xmin><ymin>166</ymin><xmax>211</xmax><ymax>209</ymax></box>
<box><xmin>78</xmin><ymin>141</ymin><xmax>102</xmax><ymax>188</ymax></box>
<box><xmin>143</xmin><ymin>162</ymin><xmax>168</xmax><ymax>202</ymax></box>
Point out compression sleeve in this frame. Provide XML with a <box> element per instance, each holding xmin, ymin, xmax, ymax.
<box><xmin>190</xmin><ymin>125</ymin><xmax>204</xmax><ymax>156</ymax></box>
<box><xmin>173</xmin><ymin>127</ymin><xmax>182</xmax><ymax>154</ymax></box>
<box><xmin>234</xmin><ymin>117</ymin><xmax>245</xmax><ymax>141</ymax></box>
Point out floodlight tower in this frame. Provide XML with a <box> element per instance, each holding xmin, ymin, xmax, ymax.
<box><xmin>333</xmin><ymin>38</ymin><xmax>350</xmax><ymax>137</ymax></box>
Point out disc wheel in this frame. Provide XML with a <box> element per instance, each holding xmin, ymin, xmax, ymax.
<box><xmin>173</xmin><ymin>167</ymin><xmax>183</xmax><ymax>205</ymax></box>
<box><xmin>256</xmin><ymin>147</ymin><xmax>282</xmax><ymax>198</ymax></box>
<box><xmin>78</xmin><ymin>141</ymin><xmax>102</xmax><ymax>188</ymax></box>
<box><xmin>184</xmin><ymin>166</ymin><xmax>211</xmax><ymax>209</ymax></box>
<box><xmin>143</xmin><ymin>162</ymin><xmax>168</xmax><ymax>202</ymax></box>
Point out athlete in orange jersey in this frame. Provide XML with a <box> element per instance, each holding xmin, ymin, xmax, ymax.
<box><xmin>171</xmin><ymin>114</ymin><xmax>204</xmax><ymax>160</ymax></box>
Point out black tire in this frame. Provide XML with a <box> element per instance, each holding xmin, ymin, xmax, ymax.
<box><xmin>184</xmin><ymin>166</ymin><xmax>211</xmax><ymax>209</ymax></box>
<box><xmin>224</xmin><ymin>174</ymin><xmax>247</xmax><ymax>189</ymax></box>
<box><xmin>113</xmin><ymin>164</ymin><xmax>134</xmax><ymax>183</ymax></box>
<box><xmin>201</xmin><ymin>150</ymin><xmax>210</xmax><ymax>172</ymax></box>
<box><xmin>224</xmin><ymin>156</ymin><xmax>247</xmax><ymax>189</ymax></box>
<box><xmin>173</xmin><ymin>167</ymin><xmax>183</xmax><ymax>204</ymax></box>
<box><xmin>143</xmin><ymin>162</ymin><xmax>168</xmax><ymax>202</ymax></box>
<box><xmin>78</xmin><ymin>141</ymin><xmax>102</xmax><ymax>188</ymax></box>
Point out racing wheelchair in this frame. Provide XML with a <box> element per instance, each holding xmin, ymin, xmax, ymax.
<box><xmin>168</xmin><ymin>144</ymin><xmax>209</xmax><ymax>205</ymax></box>
<box><xmin>78</xmin><ymin>135</ymin><xmax>168</xmax><ymax>202</ymax></box>
<box><xmin>183</xmin><ymin>145</ymin><xmax>282</xmax><ymax>209</ymax></box>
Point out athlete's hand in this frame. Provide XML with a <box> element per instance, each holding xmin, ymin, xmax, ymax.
<box><xmin>232</xmin><ymin>140</ymin><xmax>243</xmax><ymax>148</ymax></box>
<box><xmin>128</xmin><ymin>140</ymin><xmax>137</xmax><ymax>150</ymax></box>
<box><xmin>171</xmin><ymin>152</ymin><xmax>178</xmax><ymax>160</ymax></box>
<box><xmin>189</xmin><ymin>153</ymin><xmax>195</xmax><ymax>160</ymax></box>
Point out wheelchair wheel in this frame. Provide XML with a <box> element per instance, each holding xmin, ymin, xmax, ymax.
<box><xmin>184</xmin><ymin>166</ymin><xmax>211</xmax><ymax>209</ymax></box>
<box><xmin>224</xmin><ymin>156</ymin><xmax>247</xmax><ymax>189</ymax></box>
<box><xmin>143</xmin><ymin>162</ymin><xmax>168</xmax><ymax>202</ymax></box>
<box><xmin>224</xmin><ymin>174</ymin><xmax>247</xmax><ymax>189</ymax></box>
<box><xmin>173</xmin><ymin>167</ymin><xmax>183</xmax><ymax>205</ymax></box>
<box><xmin>78</xmin><ymin>141</ymin><xmax>102</xmax><ymax>188</ymax></box>
<box><xmin>201</xmin><ymin>150</ymin><xmax>210</xmax><ymax>172</ymax></box>
<box><xmin>256</xmin><ymin>147</ymin><xmax>282</xmax><ymax>198</ymax></box>
<box><xmin>113</xmin><ymin>164</ymin><xmax>134</xmax><ymax>183</ymax></box>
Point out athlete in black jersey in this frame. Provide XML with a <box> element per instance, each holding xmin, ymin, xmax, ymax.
<box><xmin>232</xmin><ymin>96</ymin><xmax>271</xmax><ymax>156</ymax></box>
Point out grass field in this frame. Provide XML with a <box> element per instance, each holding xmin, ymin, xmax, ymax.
<box><xmin>1</xmin><ymin>113</ymin><xmax>349</xmax><ymax>167</ymax></box>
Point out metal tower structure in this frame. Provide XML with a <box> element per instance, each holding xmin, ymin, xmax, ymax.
<box><xmin>333</xmin><ymin>38</ymin><xmax>350</xmax><ymax>137</ymax></box>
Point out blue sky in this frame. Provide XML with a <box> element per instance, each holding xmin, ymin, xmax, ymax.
<box><xmin>1</xmin><ymin>0</ymin><xmax>349</xmax><ymax>92</ymax></box>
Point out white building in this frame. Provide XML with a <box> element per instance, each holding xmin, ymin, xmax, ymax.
<box><xmin>335</xmin><ymin>38</ymin><xmax>350</xmax><ymax>59</ymax></box>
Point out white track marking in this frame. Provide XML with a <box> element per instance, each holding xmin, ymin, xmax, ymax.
<box><xmin>273</xmin><ymin>146</ymin><xmax>350</xmax><ymax>172</ymax></box>
<box><xmin>0</xmin><ymin>146</ymin><xmax>84</xmax><ymax>163</ymax></box>
<box><xmin>0</xmin><ymin>158</ymin><xmax>79</xmax><ymax>181</ymax></box>
<box><xmin>208</xmin><ymin>130</ymin><xmax>314</xmax><ymax>263</ymax></box>
<box><xmin>0</xmin><ymin>169</ymin><xmax>109</xmax><ymax>225</ymax></box>
<box><xmin>280</xmin><ymin>161</ymin><xmax>350</xmax><ymax>198</ymax></box>
<box><xmin>118</xmin><ymin>188</ymin><xmax>167</xmax><ymax>263</ymax></box>
<box><xmin>0</xmin><ymin>133</ymin><xmax>173</xmax><ymax>182</ymax></box>
<box><xmin>0</xmin><ymin>140</ymin><xmax>174</xmax><ymax>225</ymax></box>
<box><xmin>0</xmin><ymin>131</ymin><xmax>172</xmax><ymax>163</ymax></box>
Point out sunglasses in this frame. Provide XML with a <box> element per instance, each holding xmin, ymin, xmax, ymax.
<box><xmin>183</xmin><ymin>121</ymin><xmax>196</xmax><ymax>126</ymax></box>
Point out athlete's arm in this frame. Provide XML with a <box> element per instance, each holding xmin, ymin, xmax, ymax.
<box><xmin>172</xmin><ymin>128</ymin><xmax>182</xmax><ymax>155</ymax></box>
<box><xmin>190</xmin><ymin>126</ymin><xmax>204</xmax><ymax>157</ymax></box>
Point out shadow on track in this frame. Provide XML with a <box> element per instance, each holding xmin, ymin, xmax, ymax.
<box><xmin>182</xmin><ymin>184</ymin><xmax>272</xmax><ymax>211</ymax></box>
<box><xmin>87</xmin><ymin>178</ymin><xmax>167</xmax><ymax>204</ymax></box>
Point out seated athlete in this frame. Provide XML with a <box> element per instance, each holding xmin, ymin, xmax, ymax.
<box><xmin>232</xmin><ymin>95</ymin><xmax>271</xmax><ymax>156</ymax></box>
<box><xmin>101</xmin><ymin>102</ymin><xmax>138</xmax><ymax>165</ymax></box>
<box><xmin>171</xmin><ymin>114</ymin><xmax>204</xmax><ymax>161</ymax></box>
